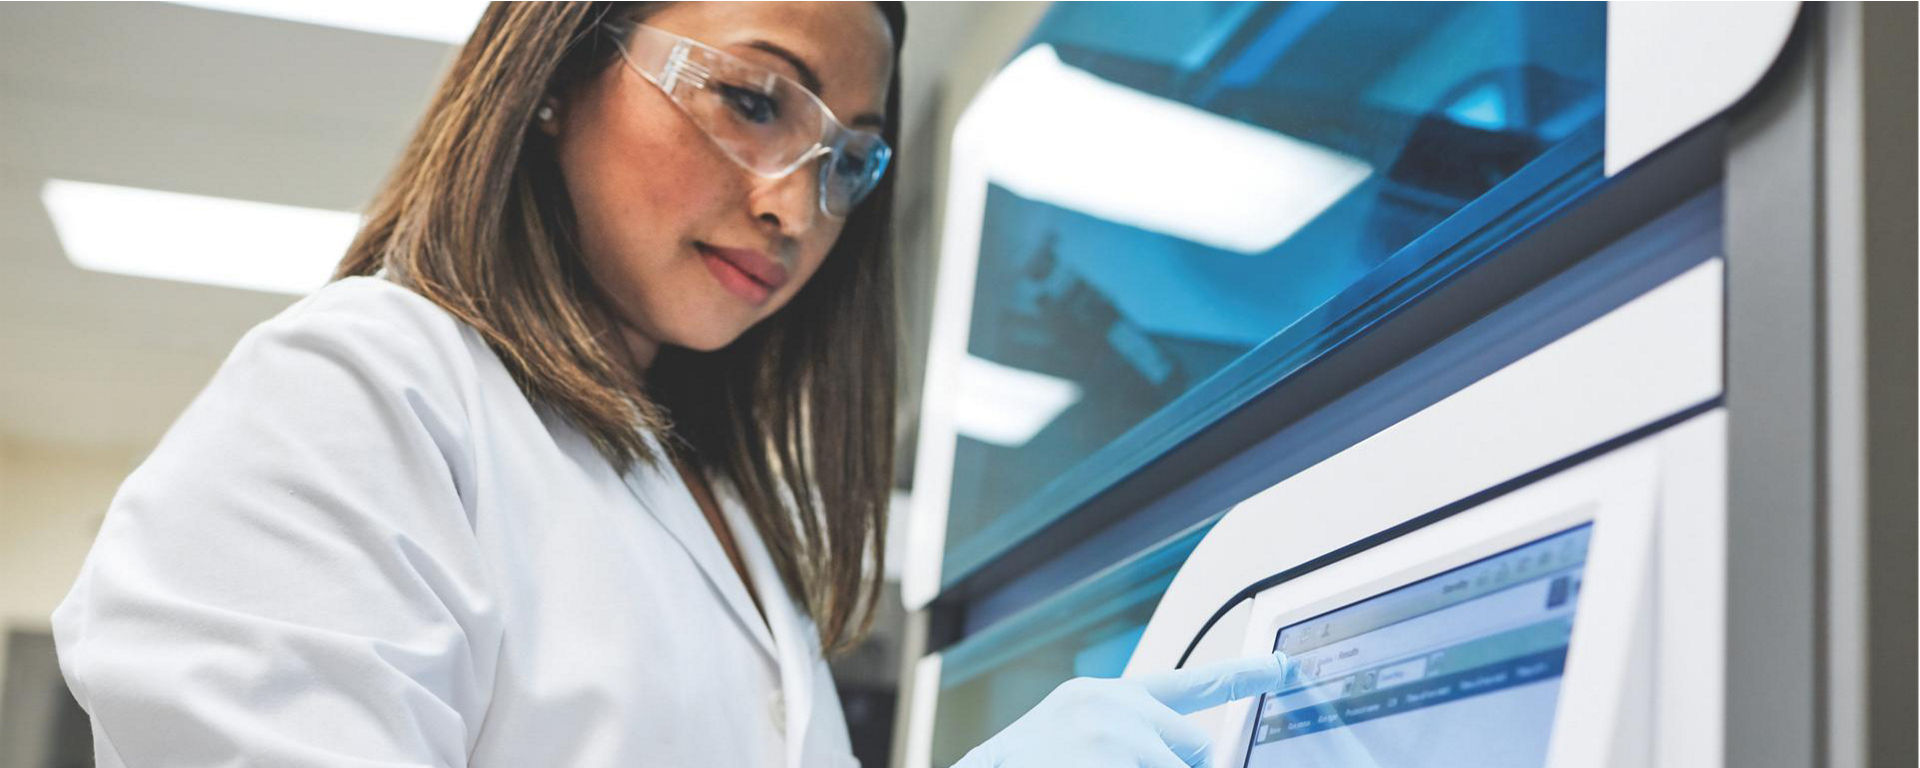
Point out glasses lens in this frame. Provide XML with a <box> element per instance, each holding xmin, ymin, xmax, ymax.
<box><xmin>676</xmin><ymin>51</ymin><xmax>824</xmax><ymax>173</ymax></box>
<box><xmin>820</xmin><ymin>133</ymin><xmax>890</xmax><ymax>217</ymax></box>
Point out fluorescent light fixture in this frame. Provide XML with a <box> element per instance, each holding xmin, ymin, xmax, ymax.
<box><xmin>958</xmin><ymin>44</ymin><xmax>1372</xmax><ymax>255</ymax></box>
<box><xmin>41</xmin><ymin>179</ymin><xmax>360</xmax><ymax>296</ymax></box>
<box><xmin>952</xmin><ymin>353</ymin><xmax>1082</xmax><ymax>448</ymax></box>
<box><xmin>172</xmin><ymin>0</ymin><xmax>488</xmax><ymax>44</ymax></box>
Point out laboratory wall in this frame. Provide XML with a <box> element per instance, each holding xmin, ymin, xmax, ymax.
<box><xmin>0</xmin><ymin>441</ymin><xmax>136</xmax><ymax>765</ymax></box>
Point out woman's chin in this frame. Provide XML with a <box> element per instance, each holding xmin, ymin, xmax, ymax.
<box><xmin>663</xmin><ymin>320</ymin><xmax>751</xmax><ymax>354</ymax></box>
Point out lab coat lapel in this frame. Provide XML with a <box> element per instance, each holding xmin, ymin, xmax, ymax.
<box><xmin>617</xmin><ymin>441</ymin><xmax>777</xmax><ymax>660</ymax></box>
<box><xmin>716</xmin><ymin>486</ymin><xmax>816</xmax><ymax>768</ymax></box>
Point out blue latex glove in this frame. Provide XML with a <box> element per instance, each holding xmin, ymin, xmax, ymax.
<box><xmin>952</xmin><ymin>651</ymin><xmax>1294</xmax><ymax>768</ymax></box>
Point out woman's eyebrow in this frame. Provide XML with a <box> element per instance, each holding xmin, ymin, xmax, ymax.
<box><xmin>743</xmin><ymin>39</ymin><xmax>887</xmax><ymax>132</ymax></box>
<box><xmin>744</xmin><ymin>40</ymin><xmax>822</xmax><ymax>95</ymax></box>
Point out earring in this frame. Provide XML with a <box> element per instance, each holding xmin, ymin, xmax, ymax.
<box><xmin>536</xmin><ymin>105</ymin><xmax>555</xmax><ymax>123</ymax></box>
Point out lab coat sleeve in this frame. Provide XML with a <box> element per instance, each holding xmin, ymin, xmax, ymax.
<box><xmin>51</xmin><ymin>280</ymin><xmax>503</xmax><ymax>767</ymax></box>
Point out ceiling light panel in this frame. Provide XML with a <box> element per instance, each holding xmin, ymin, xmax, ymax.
<box><xmin>172</xmin><ymin>0</ymin><xmax>488</xmax><ymax>44</ymax></box>
<box><xmin>41</xmin><ymin>179</ymin><xmax>361</xmax><ymax>296</ymax></box>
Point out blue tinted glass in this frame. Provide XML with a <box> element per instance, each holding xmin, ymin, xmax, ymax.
<box><xmin>930</xmin><ymin>527</ymin><xmax>1207</xmax><ymax>765</ymax></box>
<box><xmin>939</xmin><ymin>2</ymin><xmax>1607</xmax><ymax>585</ymax></box>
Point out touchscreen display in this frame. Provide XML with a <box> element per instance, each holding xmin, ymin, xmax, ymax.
<box><xmin>1243</xmin><ymin>525</ymin><xmax>1591</xmax><ymax>768</ymax></box>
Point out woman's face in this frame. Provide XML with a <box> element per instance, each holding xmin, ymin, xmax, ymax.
<box><xmin>548</xmin><ymin>2</ymin><xmax>894</xmax><ymax>365</ymax></box>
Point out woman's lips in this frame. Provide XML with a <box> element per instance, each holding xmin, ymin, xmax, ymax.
<box><xmin>696</xmin><ymin>243</ymin><xmax>789</xmax><ymax>306</ymax></box>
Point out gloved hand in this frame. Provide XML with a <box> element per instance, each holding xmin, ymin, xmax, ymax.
<box><xmin>951</xmin><ymin>650</ymin><xmax>1294</xmax><ymax>768</ymax></box>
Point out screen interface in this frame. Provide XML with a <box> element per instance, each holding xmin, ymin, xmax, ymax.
<box><xmin>1243</xmin><ymin>525</ymin><xmax>1591</xmax><ymax>768</ymax></box>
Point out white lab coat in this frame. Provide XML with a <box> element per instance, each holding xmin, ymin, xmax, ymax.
<box><xmin>51</xmin><ymin>276</ymin><xmax>860</xmax><ymax>767</ymax></box>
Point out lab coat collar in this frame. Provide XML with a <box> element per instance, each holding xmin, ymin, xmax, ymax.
<box><xmin>617</xmin><ymin>435</ymin><xmax>778</xmax><ymax>662</ymax></box>
<box><xmin>714</xmin><ymin>481</ymin><xmax>817</xmax><ymax>768</ymax></box>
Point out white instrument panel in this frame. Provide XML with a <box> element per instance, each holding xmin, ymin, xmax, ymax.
<box><xmin>1126</xmin><ymin>257</ymin><xmax>1729</xmax><ymax>767</ymax></box>
<box><xmin>1606</xmin><ymin>1</ymin><xmax>1800</xmax><ymax>175</ymax></box>
<box><xmin>1215</xmin><ymin>435</ymin><xmax>1661</xmax><ymax>768</ymax></box>
<box><xmin>1196</xmin><ymin>411</ymin><xmax>1727</xmax><ymax>768</ymax></box>
<box><xmin>1129</xmin><ymin>258</ymin><xmax>1723</xmax><ymax>679</ymax></box>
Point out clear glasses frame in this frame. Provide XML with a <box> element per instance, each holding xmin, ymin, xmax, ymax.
<box><xmin>602</xmin><ymin>21</ymin><xmax>892</xmax><ymax>219</ymax></box>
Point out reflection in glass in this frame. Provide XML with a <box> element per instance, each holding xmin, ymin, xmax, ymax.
<box><xmin>938</xmin><ymin>1</ymin><xmax>1607</xmax><ymax>584</ymax></box>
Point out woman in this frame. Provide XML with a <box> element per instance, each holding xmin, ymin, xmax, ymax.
<box><xmin>51</xmin><ymin>3</ymin><xmax>1286</xmax><ymax>766</ymax></box>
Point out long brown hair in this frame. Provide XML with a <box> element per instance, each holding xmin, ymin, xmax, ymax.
<box><xmin>335</xmin><ymin>2</ymin><xmax>904</xmax><ymax>655</ymax></box>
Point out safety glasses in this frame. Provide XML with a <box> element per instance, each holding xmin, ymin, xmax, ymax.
<box><xmin>603</xmin><ymin>22</ymin><xmax>892</xmax><ymax>219</ymax></box>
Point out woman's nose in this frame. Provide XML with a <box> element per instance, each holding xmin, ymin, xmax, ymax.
<box><xmin>746</xmin><ymin>163</ymin><xmax>820</xmax><ymax>237</ymax></box>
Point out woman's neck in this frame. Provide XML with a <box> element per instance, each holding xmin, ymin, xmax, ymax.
<box><xmin>618</xmin><ymin>323</ymin><xmax>660</xmax><ymax>372</ymax></box>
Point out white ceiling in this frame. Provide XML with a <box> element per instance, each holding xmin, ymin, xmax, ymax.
<box><xmin>0</xmin><ymin>1</ymin><xmax>989</xmax><ymax>454</ymax></box>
